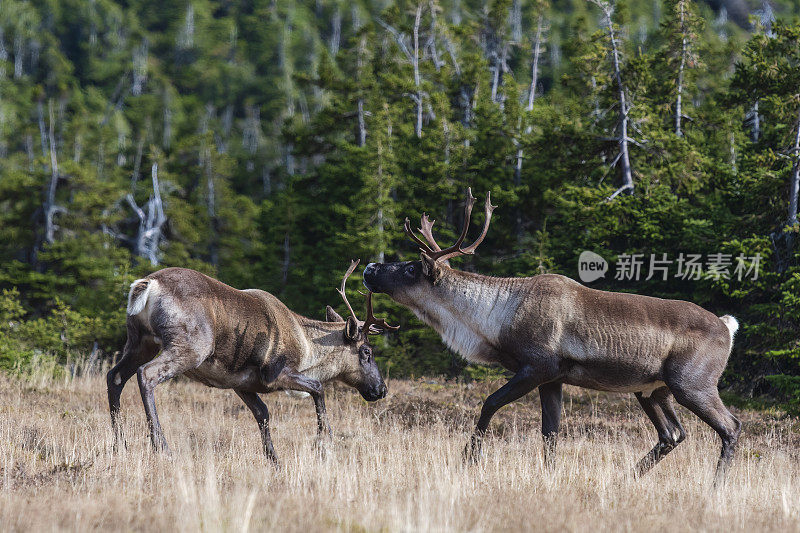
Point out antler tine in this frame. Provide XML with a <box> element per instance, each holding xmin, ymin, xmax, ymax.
<box><xmin>418</xmin><ymin>213</ymin><xmax>442</xmax><ymax>252</ymax></box>
<box><xmin>363</xmin><ymin>291</ymin><xmax>400</xmax><ymax>335</ymax></box>
<box><xmin>445</xmin><ymin>191</ymin><xmax>497</xmax><ymax>258</ymax></box>
<box><xmin>425</xmin><ymin>187</ymin><xmax>477</xmax><ymax>261</ymax></box>
<box><xmin>404</xmin><ymin>217</ymin><xmax>437</xmax><ymax>255</ymax></box>
<box><xmin>335</xmin><ymin>259</ymin><xmax>361</xmax><ymax>324</ymax></box>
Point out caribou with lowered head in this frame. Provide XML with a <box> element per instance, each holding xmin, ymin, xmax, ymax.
<box><xmin>107</xmin><ymin>260</ymin><xmax>396</xmax><ymax>462</ymax></box>
<box><xmin>363</xmin><ymin>189</ymin><xmax>741</xmax><ymax>483</ymax></box>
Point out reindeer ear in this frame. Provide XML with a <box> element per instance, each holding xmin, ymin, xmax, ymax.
<box><xmin>344</xmin><ymin>316</ymin><xmax>359</xmax><ymax>340</ymax></box>
<box><xmin>420</xmin><ymin>254</ymin><xmax>437</xmax><ymax>278</ymax></box>
<box><xmin>326</xmin><ymin>305</ymin><xmax>345</xmax><ymax>322</ymax></box>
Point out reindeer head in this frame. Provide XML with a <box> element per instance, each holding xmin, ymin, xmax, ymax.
<box><xmin>362</xmin><ymin>188</ymin><xmax>496</xmax><ymax>305</ymax></box>
<box><xmin>329</xmin><ymin>259</ymin><xmax>398</xmax><ymax>401</ymax></box>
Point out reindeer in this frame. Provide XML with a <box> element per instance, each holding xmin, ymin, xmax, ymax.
<box><xmin>362</xmin><ymin>189</ymin><xmax>741</xmax><ymax>483</ymax></box>
<box><xmin>107</xmin><ymin>260</ymin><xmax>396</xmax><ymax>462</ymax></box>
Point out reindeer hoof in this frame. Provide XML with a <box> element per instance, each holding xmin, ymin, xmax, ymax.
<box><xmin>463</xmin><ymin>437</ymin><xmax>483</xmax><ymax>465</ymax></box>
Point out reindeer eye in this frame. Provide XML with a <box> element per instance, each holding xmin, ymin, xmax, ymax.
<box><xmin>406</xmin><ymin>265</ymin><xmax>416</xmax><ymax>276</ymax></box>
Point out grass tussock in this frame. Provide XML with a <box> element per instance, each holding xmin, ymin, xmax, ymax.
<box><xmin>0</xmin><ymin>370</ymin><xmax>799</xmax><ymax>532</ymax></box>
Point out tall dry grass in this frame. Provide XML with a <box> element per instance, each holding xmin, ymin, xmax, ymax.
<box><xmin>0</xmin><ymin>367</ymin><xmax>798</xmax><ymax>532</ymax></box>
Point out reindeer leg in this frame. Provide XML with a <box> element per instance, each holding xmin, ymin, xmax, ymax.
<box><xmin>670</xmin><ymin>385</ymin><xmax>741</xmax><ymax>486</ymax></box>
<box><xmin>635</xmin><ymin>388</ymin><xmax>681</xmax><ymax>478</ymax></box>
<box><xmin>538</xmin><ymin>381</ymin><xmax>563</xmax><ymax>468</ymax></box>
<box><xmin>465</xmin><ymin>365</ymin><xmax>551</xmax><ymax>464</ymax></box>
<box><xmin>107</xmin><ymin>325</ymin><xmax>158</xmax><ymax>450</ymax></box>
<box><xmin>657</xmin><ymin>391</ymin><xmax>686</xmax><ymax>445</ymax></box>
<box><xmin>267</xmin><ymin>368</ymin><xmax>331</xmax><ymax>446</ymax></box>
<box><xmin>312</xmin><ymin>391</ymin><xmax>332</xmax><ymax>442</ymax></box>
<box><xmin>136</xmin><ymin>345</ymin><xmax>208</xmax><ymax>453</ymax></box>
<box><xmin>235</xmin><ymin>390</ymin><xmax>278</xmax><ymax>464</ymax></box>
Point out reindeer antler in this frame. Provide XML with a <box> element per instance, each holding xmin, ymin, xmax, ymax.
<box><xmin>336</xmin><ymin>259</ymin><xmax>361</xmax><ymax>325</ymax></box>
<box><xmin>403</xmin><ymin>188</ymin><xmax>497</xmax><ymax>263</ymax></box>
<box><xmin>418</xmin><ymin>213</ymin><xmax>442</xmax><ymax>252</ymax></box>
<box><xmin>336</xmin><ymin>259</ymin><xmax>398</xmax><ymax>336</ymax></box>
<box><xmin>363</xmin><ymin>291</ymin><xmax>400</xmax><ymax>335</ymax></box>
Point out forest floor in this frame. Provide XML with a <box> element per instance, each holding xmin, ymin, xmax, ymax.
<box><xmin>1</xmin><ymin>371</ymin><xmax>798</xmax><ymax>532</ymax></box>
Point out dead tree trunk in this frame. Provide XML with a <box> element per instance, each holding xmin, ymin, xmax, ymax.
<box><xmin>514</xmin><ymin>15</ymin><xmax>544</xmax><ymax>239</ymax></box>
<box><xmin>127</xmin><ymin>163</ymin><xmax>166</xmax><ymax>265</ymax></box>
<box><xmin>675</xmin><ymin>0</ymin><xmax>687</xmax><ymax>137</ymax></box>
<box><xmin>412</xmin><ymin>5</ymin><xmax>423</xmax><ymax>138</ymax></box>
<box><xmin>357</xmin><ymin>36</ymin><xmax>367</xmax><ymax>147</ymax></box>
<box><xmin>330</xmin><ymin>5</ymin><xmax>341</xmax><ymax>56</ymax></box>
<box><xmin>593</xmin><ymin>0</ymin><xmax>634</xmax><ymax>199</ymax></box>
<box><xmin>748</xmin><ymin>101</ymin><xmax>761</xmax><ymax>142</ymax></box>
<box><xmin>43</xmin><ymin>100</ymin><xmax>65</xmax><ymax>245</ymax></box>
<box><xmin>200</xmin><ymin>104</ymin><xmax>219</xmax><ymax>267</ymax></box>
<box><xmin>515</xmin><ymin>15</ymin><xmax>543</xmax><ymax>185</ymax></box>
<box><xmin>281</xmin><ymin>232</ymin><xmax>291</xmax><ymax>286</ymax></box>
<box><xmin>131</xmin><ymin>125</ymin><xmax>146</xmax><ymax>189</ymax></box>
<box><xmin>37</xmin><ymin>101</ymin><xmax>48</xmax><ymax>164</ymax></box>
<box><xmin>788</xmin><ymin>110</ymin><xmax>800</xmax><ymax>228</ymax></box>
<box><xmin>377</xmin><ymin>9</ymin><xmax>425</xmax><ymax>138</ymax></box>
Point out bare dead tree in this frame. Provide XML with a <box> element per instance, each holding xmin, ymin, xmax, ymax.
<box><xmin>745</xmin><ymin>102</ymin><xmax>761</xmax><ymax>142</ymax></box>
<box><xmin>527</xmin><ymin>16</ymin><xmax>544</xmax><ymax>112</ymax></box>
<box><xmin>73</xmin><ymin>132</ymin><xmax>82</xmax><ymax>164</ymax></box>
<box><xmin>592</xmin><ymin>0</ymin><xmax>635</xmax><ymax>200</ymax></box>
<box><xmin>177</xmin><ymin>4</ymin><xmax>195</xmax><ymax>49</ymax></box>
<box><xmin>163</xmin><ymin>90</ymin><xmax>173</xmax><ymax>149</ymax></box>
<box><xmin>675</xmin><ymin>0</ymin><xmax>688</xmax><ymax>137</ymax></box>
<box><xmin>357</xmin><ymin>36</ymin><xmax>367</xmax><ymax>147</ymax></box>
<box><xmin>130</xmin><ymin>121</ymin><xmax>148</xmax><ymax>189</ymax></box>
<box><xmin>412</xmin><ymin>5</ymin><xmax>423</xmax><ymax>137</ymax></box>
<box><xmin>13</xmin><ymin>33</ymin><xmax>23</xmax><ymax>79</ymax></box>
<box><xmin>281</xmin><ymin>232</ymin><xmax>291</xmax><ymax>286</ymax></box>
<box><xmin>514</xmin><ymin>15</ymin><xmax>545</xmax><ymax>239</ymax></box>
<box><xmin>43</xmin><ymin>100</ymin><xmax>66</xmax><ymax>245</ymax></box>
<box><xmin>788</xmin><ymin>111</ymin><xmax>800</xmax><ymax>228</ymax></box>
<box><xmin>219</xmin><ymin>104</ymin><xmax>233</xmax><ymax>154</ymax></box>
<box><xmin>25</xmin><ymin>133</ymin><xmax>34</xmax><ymax>171</ymax></box>
<box><xmin>126</xmin><ymin>163</ymin><xmax>166</xmax><ymax>265</ymax></box>
<box><xmin>511</xmin><ymin>0</ymin><xmax>523</xmax><ymax>42</ymax></box>
<box><xmin>200</xmin><ymin>104</ymin><xmax>219</xmax><ymax>267</ymax></box>
<box><xmin>425</xmin><ymin>1</ymin><xmax>445</xmax><ymax>72</ymax></box>
<box><xmin>262</xmin><ymin>166</ymin><xmax>272</xmax><ymax>197</ymax></box>
<box><xmin>515</xmin><ymin>15</ymin><xmax>544</xmax><ymax>186</ymax></box>
<box><xmin>330</xmin><ymin>4</ymin><xmax>341</xmax><ymax>56</ymax></box>
<box><xmin>36</xmin><ymin>101</ymin><xmax>48</xmax><ymax>163</ymax></box>
<box><xmin>757</xmin><ymin>0</ymin><xmax>776</xmax><ymax>36</ymax></box>
<box><xmin>377</xmin><ymin>5</ymin><xmax>425</xmax><ymax>138</ymax></box>
<box><xmin>132</xmin><ymin>40</ymin><xmax>148</xmax><ymax>96</ymax></box>
<box><xmin>116</xmin><ymin>130</ymin><xmax>127</xmax><ymax>167</ymax></box>
<box><xmin>0</xmin><ymin>28</ymin><xmax>8</xmax><ymax>79</ymax></box>
<box><xmin>481</xmin><ymin>4</ymin><xmax>513</xmax><ymax>106</ymax></box>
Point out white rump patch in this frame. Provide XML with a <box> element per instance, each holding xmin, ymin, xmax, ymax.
<box><xmin>719</xmin><ymin>315</ymin><xmax>739</xmax><ymax>342</ymax></box>
<box><xmin>127</xmin><ymin>279</ymin><xmax>155</xmax><ymax>316</ymax></box>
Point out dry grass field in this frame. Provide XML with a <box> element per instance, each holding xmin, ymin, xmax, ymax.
<box><xmin>1</xmin><ymin>368</ymin><xmax>798</xmax><ymax>532</ymax></box>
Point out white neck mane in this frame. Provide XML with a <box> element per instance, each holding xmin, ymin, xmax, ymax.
<box><xmin>403</xmin><ymin>272</ymin><xmax>520</xmax><ymax>363</ymax></box>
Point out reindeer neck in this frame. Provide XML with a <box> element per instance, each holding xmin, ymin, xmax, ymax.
<box><xmin>402</xmin><ymin>268</ymin><xmax>522</xmax><ymax>362</ymax></box>
<box><xmin>294</xmin><ymin>317</ymin><xmax>356</xmax><ymax>383</ymax></box>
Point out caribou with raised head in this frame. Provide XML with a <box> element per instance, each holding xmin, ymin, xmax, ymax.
<box><xmin>107</xmin><ymin>260</ymin><xmax>396</xmax><ymax>462</ymax></box>
<box><xmin>363</xmin><ymin>189</ymin><xmax>741</xmax><ymax>483</ymax></box>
